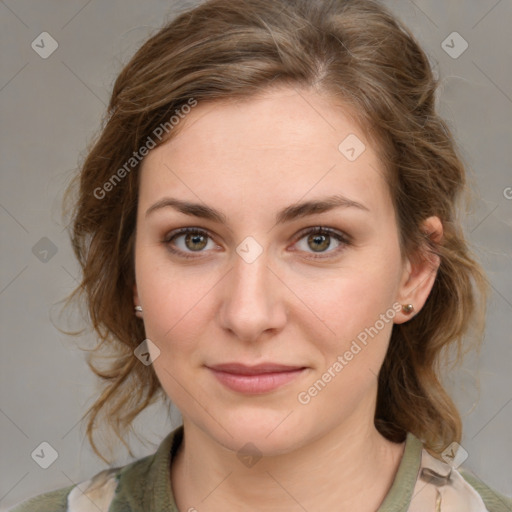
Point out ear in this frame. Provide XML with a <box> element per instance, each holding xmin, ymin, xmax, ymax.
<box><xmin>394</xmin><ymin>216</ymin><xmax>443</xmax><ymax>324</ymax></box>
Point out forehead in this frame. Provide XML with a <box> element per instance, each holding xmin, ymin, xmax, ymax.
<box><xmin>139</xmin><ymin>86</ymin><xmax>391</xmax><ymax>220</ymax></box>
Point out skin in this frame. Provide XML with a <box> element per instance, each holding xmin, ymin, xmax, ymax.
<box><xmin>133</xmin><ymin>85</ymin><xmax>442</xmax><ymax>512</ymax></box>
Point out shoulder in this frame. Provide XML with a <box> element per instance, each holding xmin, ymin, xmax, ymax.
<box><xmin>7</xmin><ymin>485</ymin><xmax>73</xmax><ymax>512</ymax></box>
<box><xmin>412</xmin><ymin>447</ymin><xmax>512</xmax><ymax>512</ymax></box>
<box><xmin>8</xmin><ymin>428</ymin><xmax>181</xmax><ymax>512</ymax></box>
<box><xmin>459</xmin><ymin>469</ymin><xmax>512</xmax><ymax>512</ymax></box>
<box><xmin>8</xmin><ymin>468</ymin><xmax>120</xmax><ymax>512</ymax></box>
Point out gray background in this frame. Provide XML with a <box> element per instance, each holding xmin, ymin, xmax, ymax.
<box><xmin>1</xmin><ymin>0</ymin><xmax>511</xmax><ymax>509</ymax></box>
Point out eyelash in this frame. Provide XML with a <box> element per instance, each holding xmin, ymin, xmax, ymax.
<box><xmin>162</xmin><ymin>226</ymin><xmax>351</xmax><ymax>261</ymax></box>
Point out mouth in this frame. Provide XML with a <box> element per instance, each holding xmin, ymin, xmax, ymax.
<box><xmin>206</xmin><ymin>362</ymin><xmax>308</xmax><ymax>394</ymax></box>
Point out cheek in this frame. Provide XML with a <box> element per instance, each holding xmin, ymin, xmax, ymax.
<box><xmin>136</xmin><ymin>241</ymin><xmax>197</xmax><ymax>318</ymax></box>
<box><xmin>306</xmin><ymin>265</ymin><xmax>400</xmax><ymax>341</ymax></box>
<box><xmin>138</xmin><ymin>268</ymin><xmax>212</xmax><ymax>404</ymax></box>
<box><xmin>299</xmin><ymin>272</ymin><xmax>398</xmax><ymax>412</ymax></box>
<box><xmin>140</xmin><ymin>274</ymin><xmax>205</xmax><ymax>345</ymax></box>
<box><xmin>296</xmin><ymin>246</ymin><xmax>402</xmax><ymax>376</ymax></box>
<box><xmin>135</xmin><ymin>253</ymin><xmax>217</xmax><ymax>367</ymax></box>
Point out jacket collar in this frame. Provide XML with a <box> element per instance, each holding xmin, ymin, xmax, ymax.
<box><xmin>113</xmin><ymin>427</ymin><xmax>441</xmax><ymax>512</ymax></box>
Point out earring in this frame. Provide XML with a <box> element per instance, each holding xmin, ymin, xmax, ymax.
<box><xmin>402</xmin><ymin>304</ymin><xmax>414</xmax><ymax>314</ymax></box>
<box><xmin>134</xmin><ymin>305</ymin><xmax>143</xmax><ymax>315</ymax></box>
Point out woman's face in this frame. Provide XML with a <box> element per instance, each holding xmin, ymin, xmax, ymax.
<box><xmin>133</xmin><ymin>86</ymin><xmax>421</xmax><ymax>455</ymax></box>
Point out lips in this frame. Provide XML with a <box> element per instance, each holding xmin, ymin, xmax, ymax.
<box><xmin>206</xmin><ymin>362</ymin><xmax>307</xmax><ymax>394</ymax></box>
<box><xmin>208</xmin><ymin>362</ymin><xmax>306</xmax><ymax>375</ymax></box>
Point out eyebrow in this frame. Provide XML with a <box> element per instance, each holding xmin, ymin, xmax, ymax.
<box><xmin>145</xmin><ymin>194</ymin><xmax>370</xmax><ymax>225</ymax></box>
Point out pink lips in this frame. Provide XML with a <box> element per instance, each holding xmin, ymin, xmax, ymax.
<box><xmin>207</xmin><ymin>363</ymin><xmax>307</xmax><ymax>394</ymax></box>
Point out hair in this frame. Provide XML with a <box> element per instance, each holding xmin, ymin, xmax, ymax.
<box><xmin>62</xmin><ymin>0</ymin><xmax>488</xmax><ymax>462</ymax></box>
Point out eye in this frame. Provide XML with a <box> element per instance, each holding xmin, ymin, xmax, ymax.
<box><xmin>292</xmin><ymin>226</ymin><xmax>351</xmax><ymax>259</ymax></box>
<box><xmin>163</xmin><ymin>228</ymin><xmax>217</xmax><ymax>259</ymax></box>
<box><xmin>162</xmin><ymin>226</ymin><xmax>351</xmax><ymax>260</ymax></box>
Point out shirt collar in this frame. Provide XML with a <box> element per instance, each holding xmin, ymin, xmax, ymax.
<box><xmin>377</xmin><ymin>432</ymin><xmax>423</xmax><ymax>511</ymax></box>
<box><xmin>114</xmin><ymin>426</ymin><xmax>423</xmax><ymax>511</ymax></box>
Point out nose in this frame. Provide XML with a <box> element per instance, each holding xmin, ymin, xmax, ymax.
<box><xmin>218</xmin><ymin>248</ymin><xmax>287</xmax><ymax>343</ymax></box>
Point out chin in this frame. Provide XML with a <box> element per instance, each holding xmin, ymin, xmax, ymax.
<box><xmin>204</xmin><ymin>410</ymin><xmax>313</xmax><ymax>457</ymax></box>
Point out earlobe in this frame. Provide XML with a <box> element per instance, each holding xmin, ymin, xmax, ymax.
<box><xmin>133</xmin><ymin>284</ymin><xmax>144</xmax><ymax>318</ymax></box>
<box><xmin>394</xmin><ymin>216</ymin><xmax>443</xmax><ymax>324</ymax></box>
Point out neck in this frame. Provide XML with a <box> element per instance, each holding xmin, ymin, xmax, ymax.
<box><xmin>171</xmin><ymin>414</ymin><xmax>405</xmax><ymax>512</ymax></box>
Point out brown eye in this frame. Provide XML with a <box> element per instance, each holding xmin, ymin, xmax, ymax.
<box><xmin>163</xmin><ymin>228</ymin><xmax>215</xmax><ymax>259</ymax></box>
<box><xmin>183</xmin><ymin>232</ymin><xmax>208</xmax><ymax>251</ymax></box>
<box><xmin>307</xmin><ymin>232</ymin><xmax>331</xmax><ymax>252</ymax></box>
<box><xmin>294</xmin><ymin>227</ymin><xmax>350</xmax><ymax>259</ymax></box>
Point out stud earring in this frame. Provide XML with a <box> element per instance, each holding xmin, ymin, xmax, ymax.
<box><xmin>134</xmin><ymin>305</ymin><xmax>143</xmax><ymax>315</ymax></box>
<box><xmin>402</xmin><ymin>304</ymin><xmax>414</xmax><ymax>314</ymax></box>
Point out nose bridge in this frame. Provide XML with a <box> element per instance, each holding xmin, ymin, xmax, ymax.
<box><xmin>219</xmin><ymin>245</ymin><xmax>286</xmax><ymax>340</ymax></box>
<box><xmin>232</xmin><ymin>248</ymin><xmax>270</xmax><ymax>301</ymax></box>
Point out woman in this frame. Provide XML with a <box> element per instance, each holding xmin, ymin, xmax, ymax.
<box><xmin>11</xmin><ymin>0</ymin><xmax>511</xmax><ymax>510</ymax></box>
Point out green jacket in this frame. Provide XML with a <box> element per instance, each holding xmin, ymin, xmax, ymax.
<box><xmin>9</xmin><ymin>426</ymin><xmax>512</xmax><ymax>511</ymax></box>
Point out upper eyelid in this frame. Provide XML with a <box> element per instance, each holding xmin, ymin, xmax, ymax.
<box><xmin>293</xmin><ymin>225</ymin><xmax>351</xmax><ymax>242</ymax></box>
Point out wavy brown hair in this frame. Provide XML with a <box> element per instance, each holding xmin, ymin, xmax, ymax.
<box><xmin>62</xmin><ymin>0</ymin><xmax>488</xmax><ymax>462</ymax></box>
